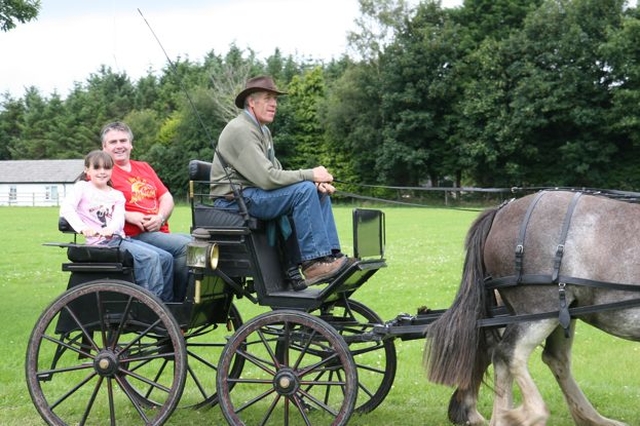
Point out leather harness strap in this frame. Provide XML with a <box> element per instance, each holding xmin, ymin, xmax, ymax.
<box><xmin>553</xmin><ymin>191</ymin><xmax>582</xmax><ymax>283</ymax></box>
<box><xmin>515</xmin><ymin>190</ymin><xmax>547</xmax><ymax>284</ymax></box>
<box><xmin>555</xmin><ymin>191</ymin><xmax>583</xmax><ymax>334</ymax></box>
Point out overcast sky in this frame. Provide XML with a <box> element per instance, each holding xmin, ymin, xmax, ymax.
<box><xmin>0</xmin><ymin>0</ymin><xmax>463</xmax><ymax>99</ymax></box>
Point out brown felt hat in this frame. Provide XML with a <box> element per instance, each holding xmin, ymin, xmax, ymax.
<box><xmin>235</xmin><ymin>76</ymin><xmax>287</xmax><ymax>108</ymax></box>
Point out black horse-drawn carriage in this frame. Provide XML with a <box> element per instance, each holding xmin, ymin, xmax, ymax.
<box><xmin>26</xmin><ymin>160</ymin><xmax>397</xmax><ymax>426</ymax></box>
<box><xmin>27</xmin><ymin>158</ymin><xmax>640</xmax><ymax>425</ymax></box>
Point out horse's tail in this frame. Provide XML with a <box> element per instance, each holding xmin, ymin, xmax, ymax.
<box><xmin>424</xmin><ymin>206</ymin><xmax>499</xmax><ymax>390</ymax></box>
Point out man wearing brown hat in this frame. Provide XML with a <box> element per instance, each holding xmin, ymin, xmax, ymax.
<box><xmin>210</xmin><ymin>75</ymin><xmax>347</xmax><ymax>288</ymax></box>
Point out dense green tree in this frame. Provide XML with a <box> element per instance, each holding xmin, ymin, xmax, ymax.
<box><xmin>134</xmin><ymin>73</ymin><xmax>162</xmax><ymax>112</ymax></box>
<box><xmin>275</xmin><ymin>67</ymin><xmax>327</xmax><ymax>169</ymax></box>
<box><xmin>83</xmin><ymin>66</ymin><xmax>136</xmax><ymax>125</ymax></box>
<box><xmin>378</xmin><ymin>1</ymin><xmax>465</xmax><ymax>186</ymax></box>
<box><xmin>326</xmin><ymin>0</ymin><xmax>414</xmax><ymax>190</ymax></box>
<box><xmin>600</xmin><ymin>6</ymin><xmax>640</xmax><ymax>189</ymax></box>
<box><xmin>0</xmin><ymin>0</ymin><xmax>39</xmax><ymax>32</ymax></box>
<box><xmin>143</xmin><ymin>86</ymin><xmax>220</xmax><ymax>198</ymax></box>
<box><xmin>458</xmin><ymin>0</ymin><xmax>626</xmax><ymax>187</ymax></box>
<box><xmin>0</xmin><ymin>94</ymin><xmax>25</xmax><ymax>160</ymax></box>
<box><xmin>323</xmin><ymin>63</ymin><xmax>385</xmax><ymax>187</ymax></box>
<box><xmin>452</xmin><ymin>0</ymin><xmax>544</xmax><ymax>42</ymax></box>
<box><xmin>63</xmin><ymin>86</ymin><xmax>108</xmax><ymax>153</ymax></box>
<box><xmin>9</xmin><ymin>88</ymin><xmax>50</xmax><ymax>159</ymax></box>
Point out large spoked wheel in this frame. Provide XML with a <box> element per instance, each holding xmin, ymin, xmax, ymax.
<box><xmin>217</xmin><ymin>310</ymin><xmax>358</xmax><ymax>426</ymax></box>
<box><xmin>25</xmin><ymin>280</ymin><xmax>187</xmax><ymax>426</ymax></box>
<box><xmin>318</xmin><ymin>299</ymin><xmax>397</xmax><ymax>413</ymax></box>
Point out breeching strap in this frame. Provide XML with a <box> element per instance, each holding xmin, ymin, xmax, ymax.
<box><xmin>555</xmin><ymin>191</ymin><xmax>583</xmax><ymax>335</ymax></box>
<box><xmin>515</xmin><ymin>190</ymin><xmax>547</xmax><ymax>284</ymax></box>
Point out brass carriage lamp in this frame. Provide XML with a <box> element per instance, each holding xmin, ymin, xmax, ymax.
<box><xmin>186</xmin><ymin>228</ymin><xmax>219</xmax><ymax>303</ymax></box>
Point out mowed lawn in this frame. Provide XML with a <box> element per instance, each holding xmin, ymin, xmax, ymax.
<box><xmin>1</xmin><ymin>205</ymin><xmax>638</xmax><ymax>425</ymax></box>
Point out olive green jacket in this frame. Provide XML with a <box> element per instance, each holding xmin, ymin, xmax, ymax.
<box><xmin>210</xmin><ymin>111</ymin><xmax>314</xmax><ymax>196</ymax></box>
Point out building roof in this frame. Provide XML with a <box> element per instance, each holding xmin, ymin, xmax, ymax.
<box><xmin>0</xmin><ymin>159</ymin><xmax>84</xmax><ymax>183</ymax></box>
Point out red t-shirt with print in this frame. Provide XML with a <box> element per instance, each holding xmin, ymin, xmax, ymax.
<box><xmin>110</xmin><ymin>160</ymin><xmax>170</xmax><ymax>237</ymax></box>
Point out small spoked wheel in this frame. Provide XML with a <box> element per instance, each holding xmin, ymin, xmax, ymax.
<box><xmin>25</xmin><ymin>280</ymin><xmax>187</xmax><ymax>426</ymax></box>
<box><xmin>216</xmin><ymin>310</ymin><xmax>358</xmax><ymax>426</ymax></box>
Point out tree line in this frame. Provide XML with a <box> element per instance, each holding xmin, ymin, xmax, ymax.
<box><xmin>2</xmin><ymin>0</ymin><xmax>640</xmax><ymax>199</ymax></box>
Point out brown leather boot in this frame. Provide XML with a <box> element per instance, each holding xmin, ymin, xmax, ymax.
<box><xmin>301</xmin><ymin>256</ymin><xmax>348</xmax><ymax>286</ymax></box>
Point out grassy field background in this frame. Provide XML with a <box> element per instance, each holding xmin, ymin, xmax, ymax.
<box><xmin>1</xmin><ymin>205</ymin><xmax>638</xmax><ymax>425</ymax></box>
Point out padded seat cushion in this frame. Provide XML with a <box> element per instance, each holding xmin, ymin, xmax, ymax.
<box><xmin>194</xmin><ymin>204</ymin><xmax>247</xmax><ymax>228</ymax></box>
<box><xmin>67</xmin><ymin>245</ymin><xmax>134</xmax><ymax>266</ymax></box>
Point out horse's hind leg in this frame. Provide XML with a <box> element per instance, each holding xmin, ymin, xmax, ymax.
<box><xmin>448</xmin><ymin>326</ymin><xmax>503</xmax><ymax>426</ymax></box>
<box><xmin>542</xmin><ymin>321</ymin><xmax>628</xmax><ymax>426</ymax></box>
<box><xmin>491</xmin><ymin>320</ymin><xmax>556</xmax><ymax>426</ymax></box>
<box><xmin>448</xmin><ymin>385</ymin><xmax>488</xmax><ymax>426</ymax></box>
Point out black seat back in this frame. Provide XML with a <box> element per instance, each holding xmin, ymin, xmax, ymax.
<box><xmin>188</xmin><ymin>160</ymin><xmax>212</xmax><ymax>181</ymax></box>
<box><xmin>187</xmin><ymin>159</ymin><xmax>258</xmax><ymax>230</ymax></box>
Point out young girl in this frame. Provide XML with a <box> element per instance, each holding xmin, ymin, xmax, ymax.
<box><xmin>60</xmin><ymin>150</ymin><xmax>175</xmax><ymax>302</ymax></box>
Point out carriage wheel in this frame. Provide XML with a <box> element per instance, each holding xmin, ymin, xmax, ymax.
<box><xmin>216</xmin><ymin>310</ymin><xmax>358</xmax><ymax>426</ymax></box>
<box><xmin>317</xmin><ymin>299</ymin><xmax>397</xmax><ymax>413</ymax></box>
<box><xmin>25</xmin><ymin>280</ymin><xmax>187</xmax><ymax>426</ymax></box>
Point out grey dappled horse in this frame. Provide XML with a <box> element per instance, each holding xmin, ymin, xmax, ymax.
<box><xmin>425</xmin><ymin>190</ymin><xmax>640</xmax><ymax>426</ymax></box>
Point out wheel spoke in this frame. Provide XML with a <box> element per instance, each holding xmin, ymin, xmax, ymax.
<box><xmin>79</xmin><ymin>375</ymin><xmax>101</xmax><ymax>425</ymax></box>
<box><xmin>258</xmin><ymin>393</ymin><xmax>282</xmax><ymax>426</ymax></box>
<box><xmin>49</xmin><ymin>371</ymin><xmax>97</xmax><ymax>410</ymax></box>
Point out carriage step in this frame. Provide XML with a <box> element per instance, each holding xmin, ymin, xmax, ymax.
<box><xmin>267</xmin><ymin>288</ymin><xmax>323</xmax><ymax>299</ymax></box>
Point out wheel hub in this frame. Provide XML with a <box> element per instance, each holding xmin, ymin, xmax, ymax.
<box><xmin>273</xmin><ymin>368</ymin><xmax>299</xmax><ymax>395</ymax></box>
<box><xmin>93</xmin><ymin>350</ymin><xmax>119</xmax><ymax>377</ymax></box>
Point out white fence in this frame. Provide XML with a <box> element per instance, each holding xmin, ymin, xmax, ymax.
<box><xmin>0</xmin><ymin>192</ymin><xmax>62</xmax><ymax>207</ymax></box>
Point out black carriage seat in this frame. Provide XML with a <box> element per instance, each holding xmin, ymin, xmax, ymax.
<box><xmin>53</xmin><ymin>217</ymin><xmax>136</xmax><ymax>292</ymax></box>
<box><xmin>58</xmin><ymin>217</ymin><xmax>134</xmax><ymax>267</ymax></box>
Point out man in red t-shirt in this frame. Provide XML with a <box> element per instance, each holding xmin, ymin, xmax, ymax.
<box><xmin>101</xmin><ymin>121</ymin><xmax>192</xmax><ymax>302</ymax></box>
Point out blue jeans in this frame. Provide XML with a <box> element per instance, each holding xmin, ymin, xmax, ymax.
<box><xmin>216</xmin><ymin>181</ymin><xmax>341</xmax><ymax>262</ymax></box>
<box><xmin>133</xmin><ymin>231</ymin><xmax>192</xmax><ymax>301</ymax></box>
<box><xmin>106</xmin><ymin>237</ymin><xmax>174</xmax><ymax>301</ymax></box>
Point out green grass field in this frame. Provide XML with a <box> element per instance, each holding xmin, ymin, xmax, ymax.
<box><xmin>1</xmin><ymin>205</ymin><xmax>638</xmax><ymax>425</ymax></box>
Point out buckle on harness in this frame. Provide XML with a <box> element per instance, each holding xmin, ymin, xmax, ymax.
<box><xmin>558</xmin><ymin>282</ymin><xmax>571</xmax><ymax>337</ymax></box>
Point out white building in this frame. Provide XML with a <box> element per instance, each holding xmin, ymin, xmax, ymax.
<box><xmin>0</xmin><ymin>159</ymin><xmax>84</xmax><ymax>206</ymax></box>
